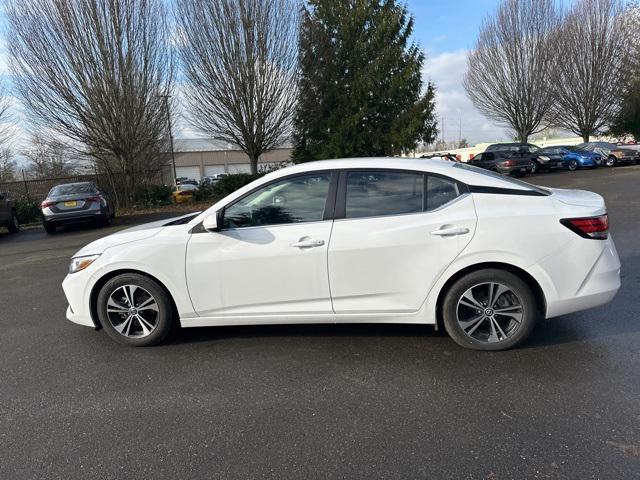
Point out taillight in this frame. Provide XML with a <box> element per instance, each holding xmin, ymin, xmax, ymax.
<box><xmin>178</xmin><ymin>191</ymin><xmax>192</xmax><ymax>196</ymax></box>
<box><xmin>560</xmin><ymin>214</ymin><xmax>609</xmax><ymax>239</ymax></box>
<box><xmin>86</xmin><ymin>196</ymin><xmax>101</xmax><ymax>203</ymax></box>
<box><xmin>502</xmin><ymin>160</ymin><xmax>516</xmax><ymax>167</ymax></box>
<box><xmin>41</xmin><ymin>199</ymin><xmax>55</xmax><ymax>209</ymax></box>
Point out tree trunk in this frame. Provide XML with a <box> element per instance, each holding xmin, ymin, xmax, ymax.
<box><xmin>249</xmin><ymin>153</ymin><xmax>258</xmax><ymax>175</ymax></box>
<box><xmin>582</xmin><ymin>132</ymin><xmax>590</xmax><ymax>142</ymax></box>
<box><xmin>517</xmin><ymin>130</ymin><xmax>529</xmax><ymax>143</ymax></box>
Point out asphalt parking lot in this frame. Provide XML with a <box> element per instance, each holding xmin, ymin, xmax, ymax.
<box><xmin>1</xmin><ymin>166</ymin><xmax>639</xmax><ymax>479</ymax></box>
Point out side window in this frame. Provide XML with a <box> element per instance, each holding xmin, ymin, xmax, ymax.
<box><xmin>484</xmin><ymin>152</ymin><xmax>495</xmax><ymax>161</ymax></box>
<box><xmin>426</xmin><ymin>176</ymin><xmax>461</xmax><ymax>211</ymax></box>
<box><xmin>345</xmin><ymin>171</ymin><xmax>423</xmax><ymax>219</ymax></box>
<box><xmin>223</xmin><ymin>173</ymin><xmax>331</xmax><ymax>229</ymax></box>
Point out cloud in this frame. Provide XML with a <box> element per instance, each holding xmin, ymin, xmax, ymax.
<box><xmin>423</xmin><ymin>49</ymin><xmax>511</xmax><ymax>146</ymax></box>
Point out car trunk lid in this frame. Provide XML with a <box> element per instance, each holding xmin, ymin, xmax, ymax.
<box><xmin>548</xmin><ymin>187</ymin><xmax>605</xmax><ymax>209</ymax></box>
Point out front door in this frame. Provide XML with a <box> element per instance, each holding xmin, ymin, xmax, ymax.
<box><xmin>328</xmin><ymin>170</ymin><xmax>477</xmax><ymax>313</ymax></box>
<box><xmin>186</xmin><ymin>172</ymin><xmax>336</xmax><ymax>317</ymax></box>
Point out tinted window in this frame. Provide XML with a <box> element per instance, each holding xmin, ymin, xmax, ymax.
<box><xmin>223</xmin><ymin>173</ymin><xmax>331</xmax><ymax>228</ymax></box>
<box><xmin>426</xmin><ymin>176</ymin><xmax>460</xmax><ymax>210</ymax></box>
<box><xmin>345</xmin><ymin>171</ymin><xmax>423</xmax><ymax>219</ymax></box>
<box><xmin>49</xmin><ymin>183</ymin><xmax>96</xmax><ymax>196</ymax></box>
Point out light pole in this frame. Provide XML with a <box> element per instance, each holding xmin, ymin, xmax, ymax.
<box><xmin>158</xmin><ymin>94</ymin><xmax>177</xmax><ymax>184</ymax></box>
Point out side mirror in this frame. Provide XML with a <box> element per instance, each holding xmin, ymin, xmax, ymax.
<box><xmin>203</xmin><ymin>212</ymin><xmax>220</xmax><ymax>232</ymax></box>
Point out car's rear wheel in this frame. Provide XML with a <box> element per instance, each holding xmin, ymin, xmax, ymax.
<box><xmin>442</xmin><ymin>269</ymin><xmax>539</xmax><ymax>351</ymax></box>
<box><xmin>7</xmin><ymin>211</ymin><xmax>19</xmax><ymax>233</ymax></box>
<box><xmin>43</xmin><ymin>222</ymin><xmax>57</xmax><ymax>234</ymax></box>
<box><xmin>605</xmin><ymin>156</ymin><xmax>617</xmax><ymax>167</ymax></box>
<box><xmin>96</xmin><ymin>273</ymin><xmax>174</xmax><ymax>346</ymax></box>
<box><xmin>568</xmin><ymin>159</ymin><xmax>578</xmax><ymax>171</ymax></box>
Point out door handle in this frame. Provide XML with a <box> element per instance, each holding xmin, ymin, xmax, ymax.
<box><xmin>290</xmin><ymin>238</ymin><xmax>325</xmax><ymax>248</ymax></box>
<box><xmin>431</xmin><ymin>226</ymin><xmax>470</xmax><ymax>237</ymax></box>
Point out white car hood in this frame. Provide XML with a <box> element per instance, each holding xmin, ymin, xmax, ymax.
<box><xmin>72</xmin><ymin>213</ymin><xmax>197</xmax><ymax>257</ymax></box>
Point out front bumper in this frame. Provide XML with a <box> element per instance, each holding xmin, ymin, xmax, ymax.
<box><xmin>62</xmin><ymin>269</ymin><xmax>97</xmax><ymax>328</ymax></box>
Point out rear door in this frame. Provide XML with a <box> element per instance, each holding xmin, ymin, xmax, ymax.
<box><xmin>327</xmin><ymin>170</ymin><xmax>477</xmax><ymax>314</ymax></box>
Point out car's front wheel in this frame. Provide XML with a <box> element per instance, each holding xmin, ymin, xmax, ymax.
<box><xmin>605</xmin><ymin>156</ymin><xmax>617</xmax><ymax>167</ymax></box>
<box><xmin>530</xmin><ymin>161</ymin><xmax>540</xmax><ymax>174</ymax></box>
<box><xmin>96</xmin><ymin>273</ymin><xmax>175</xmax><ymax>346</ymax></box>
<box><xmin>442</xmin><ymin>269</ymin><xmax>539</xmax><ymax>351</ymax></box>
<box><xmin>568</xmin><ymin>159</ymin><xmax>578</xmax><ymax>171</ymax></box>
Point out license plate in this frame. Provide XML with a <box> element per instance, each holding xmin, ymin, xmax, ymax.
<box><xmin>520</xmin><ymin>168</ymin><xmax>526</xmax><ymax>172</ymax></box>
<box><xmin>64</xmin><ymin>201</ymin><xmax>77</xmax><ymax>207</ymax></box>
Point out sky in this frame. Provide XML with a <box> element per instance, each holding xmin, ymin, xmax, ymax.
<box><xmin>409</xmin><ymin>0</ymin><xmax>516</xmax><ymax>145</ymax></box>
<box><xmin>0</xmin><ymin>0</ymin><xmax>558</xmax><ymax>149</ymax></box>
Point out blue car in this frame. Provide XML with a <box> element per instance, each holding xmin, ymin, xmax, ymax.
<box><xmin>537</xmin><ymin>145</ymin><xmax>602</xmax><ymax>171</ymax></box>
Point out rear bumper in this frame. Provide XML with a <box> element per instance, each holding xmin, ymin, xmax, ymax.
<box><xmin>43</xmin><ymin>210</ymin><xmax>105</xmax><ymax>226</ymax></box>
<box><xmin>538</xmin><ymin>236</ymin><xmax>621</xmax><ymax>319</ymax></box>
<box><xmin>497</xmin><ymin>165</ymin><xmax>531</xmax><ymax>175</ymax></box>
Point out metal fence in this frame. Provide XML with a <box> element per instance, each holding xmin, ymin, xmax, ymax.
<box><xmin>0</xmin><ymin>168</ymin><xmax>173</xmax><ymax>202</ymax></box>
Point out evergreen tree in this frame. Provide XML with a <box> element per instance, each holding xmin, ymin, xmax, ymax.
<box><xmin>610</xmin><ymin>77</ymin><xmax>640</xmax><ymax>140</ymax></box>
<box><xmin>292</xmin><ymin>0</ymin><xmax>437</xmax><ymax>162</ymax></box>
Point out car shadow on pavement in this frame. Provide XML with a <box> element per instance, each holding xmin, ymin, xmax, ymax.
<box><xmin>168</xmin><ymin>322</ymin><xmax>448</xmax><ymax>346</ymax></box>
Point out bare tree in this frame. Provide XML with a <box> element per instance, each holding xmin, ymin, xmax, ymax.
<box><xmin>0</xmin><ymin>149</ymin><xmax>17</xmax><ymax>183</ymax></box>
<box><xmin>6</xmin><ymin>0</ymin><xmax>173</xmax><ymax>205</ymax></box>
<box><xmin>549</xmin><ymin>0</ymin><xmax>630</xmax><ymax>142</ymax></box>
<box><xmin>24</xmin><ymin>134</ymin><xmax>80</xmax><ymax>179</ymax></box>
<box><xmin>464</xmin><ymin>0</ymin><xmax>560</xmax><ymax>143</ymax></box>
<box><xmin>176</xmin><ymin>0</ymin><xmax>300</xmax><ymax>175</ymax></box>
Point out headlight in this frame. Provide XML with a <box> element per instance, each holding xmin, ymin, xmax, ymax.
<box><xmin>69</xmin><ymin>254</ymin><xmax>101</xmax><ymax>274</ymax></box>
<box><xmin>538</xmin><ymin>156</ymin><xmax>550</xmax><ymax>161</ymax></box>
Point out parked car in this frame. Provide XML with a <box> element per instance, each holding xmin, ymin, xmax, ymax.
<box><xmin>578</xmin><ymin>142</ymin><xmax>638</xmax><ymax>167</ymax></box>
<box><xmin>467</xmin><ymin>150</ymin><xmax>532</xmax><ymax>176</ymax></box>
<box><xmin>537</xmin><ymin>145</ymin><xmax>602</xmax><ymax>171</ymax></box>
<box><xmin>177</xmin><ymin>178</ymin><xmax>199</xmax><ymax>186</ymax></box>
<box><xmin>201</xmin><ymin>174</ymin><xmax>228</xmax><ymax>186</ymax></box>
<box><xmin>483</xmin><ymin>142</ymin><xmax>559</xmax><ymax>173</ymax></box>
<box><xmin>41</xmin><ymin>182</ymin><xmax>115</xmax><ymax>234</ymax></box>
<box><xmin>0</xmin><ymin>191</ymin><xmax>19</xmax><ymax>234</ymax></box>
<box><xmin>420</xmin><ymin>153</ymin><xmax>461</xmax><ymax>162</ymax></box>
<box><xmin>172</xmin><ymin>184</ymin><xmax>197</xmax><ymax>203</ymax></box>
<box><xmin>62</xmin><ymin>158</ymin><xmax>620</xmax><ymax>351</ymax></box>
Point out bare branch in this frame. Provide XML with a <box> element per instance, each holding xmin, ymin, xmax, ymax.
<box><xmin>549</xmin><ymin>0</ymin><xmax>632</xmax><ymax>141</ymax></box>
<box><xmin>6</xmin><ymin>0</ymin><xmax>174</xmax><ymax>204</ymax></box>
<box><xmin>176</xmin><ymin>0</ymin><xmax>300</xmax><ymax>174</ymax></box>
<box><xmin>464</xmin><ymin>0</ymin><xmax>561</xmax><ymax>142</ymax></box>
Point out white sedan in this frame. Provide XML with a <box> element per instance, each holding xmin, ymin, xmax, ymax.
<box><xmin>62</xmin><ymin>158</ymin><xmax>621</xmax><ymax>350</ymax></box>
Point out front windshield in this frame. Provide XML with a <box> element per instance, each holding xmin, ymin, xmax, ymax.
<box><xmin>453</xmin><ymin>162</ymin><xmax>550</xmax><ymax>195</ymax></box>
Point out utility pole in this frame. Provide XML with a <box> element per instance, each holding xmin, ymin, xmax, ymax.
<box><xmin>158</xmin><ymin>95</ymin><xmax>177</xmax><ymax>184</ymax></box>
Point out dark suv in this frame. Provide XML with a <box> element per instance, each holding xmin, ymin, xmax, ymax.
<box><xmin>0</xmin><ymin>192</ymin><xmax>19</xmax><ymax>234</ymax></box>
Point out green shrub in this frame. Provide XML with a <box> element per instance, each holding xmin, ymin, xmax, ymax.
<box><xmin>15</xmin><ymin>198</ymin><xmax>42</xmax><ymax>224</ymax></box>
<box><xmin>135</xmin><ymin>185</ymin><xmax>172</xmax><ymax>208</ymax></box>
<box><xmin>193</xmin><ymin>185</ymin><xmax>218</xmax><ymax>202</ymax></box>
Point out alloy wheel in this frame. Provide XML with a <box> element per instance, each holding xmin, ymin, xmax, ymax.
<box><xmin>106</xmin><ymin>285</ymin><xmax>159</xmax><ymax>338</ymax></box>
<box><xmin>456</xmin><ymin>282</ymin><xmax>524</xmax><ymax>344</ymax></box>
<box><xmin>606</xmin><ymin>156</ymin><xmax>616</xmax><ymax>167</ymax></box>
<box><xmin>569</xmin><ymin>160</ymin><xmax>578</xmax><ymax>171</ymax></box>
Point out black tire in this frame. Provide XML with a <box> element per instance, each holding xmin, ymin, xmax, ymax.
<box><xmin>530</xmin><ymin>161</ymin><xmax>540</xmax><ymax>174</ymax></box>
<box><xmin>441</xmin><ymin>269</ymin><xmax>540</xmax><ymax>351</ymax></box>
<box><xmin>568</xmin><ymin>159</ymin><xmax>578</xmax><ymax>171</ymax></box>
<box><xmin>605</xmin><ymin>156</ymin><xmax>617</xmax><ymax>167</ymax></box>
<box><xmin>43</xmin><ymin>222</ymin><xmax>57</xmax><ymax>234</ymax></box>
<box><xmin>7</xmin><ymin>210</ymin><xmax>19</xmax><ymax>234</ymax></box>
<box><xmin>96</xmin><ymin>273</ymin><xmax>175</xmax><ymax>346</ymax></box>
<box><xmin>98</xmin><ymin>213</ymin><xmax>111</xmax><ymax>227</ymax></box>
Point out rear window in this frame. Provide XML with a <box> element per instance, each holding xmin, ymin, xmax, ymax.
<box><xmin>49</xmin><ymin>183</ymin><xmax>96</xmax><ymax>196</ymax></box>
<box><xmin>345</xmin><ymin>171</ymin><xmax>424</xmax><ymax>219</ymax></box>
<box><xmin>453</xmin><ymin>163</ymin><xmax>550</xmax><ymax>195</ymax></box>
